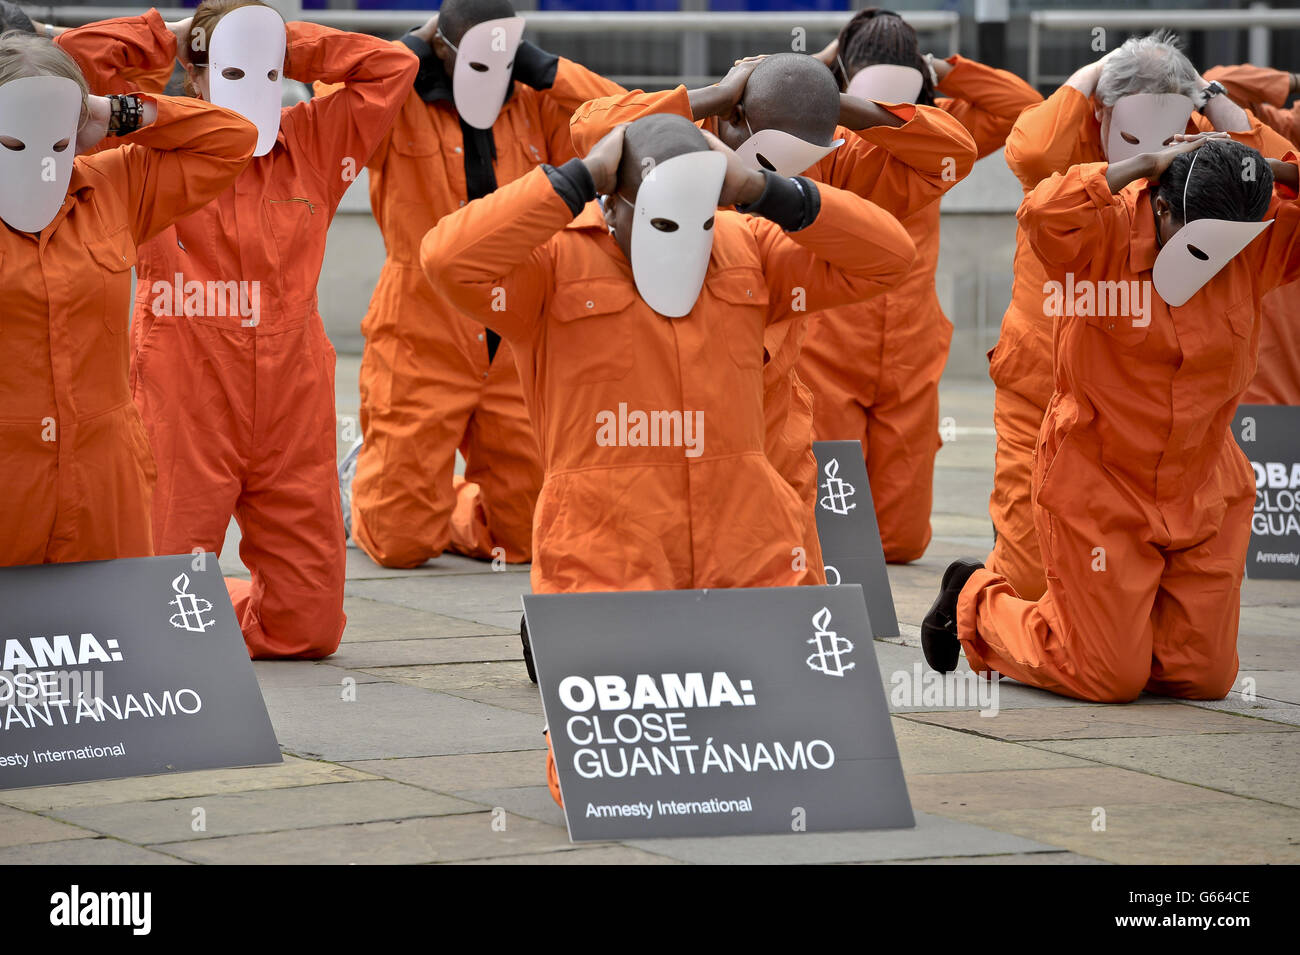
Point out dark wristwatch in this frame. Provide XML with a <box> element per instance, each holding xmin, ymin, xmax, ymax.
<box><xmin>107</xmin><ymin>94</ymin><xmax>144</xmax><ymax>137</ymax></box>
<box><xmin>1198</xmin><ymin>80</ymin><xmax>1226</xmax><ymax>111</ymax></box>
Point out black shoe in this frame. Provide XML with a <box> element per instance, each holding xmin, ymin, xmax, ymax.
<box><xmin>521</xmin><ymin>613</ymin><xmax>538</xmax><ymax>685</ymax></box>
<box><xmin>921</xmin><ymin>559</ymin><xmax>983</xmax><ymax>673</ymax></box>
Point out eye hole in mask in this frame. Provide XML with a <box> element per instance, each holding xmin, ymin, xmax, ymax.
<box><xmin>1120</xmin><ymin>131</ymin><xmax>1141</xmax><ymax>145</ymax></box>
<box><xmin>0</xmin><ymin>135</ymin><xmax>25</xmax><ymax>151</ymax></box>
<box><xmin>703</xmin><ymin>216</ymin><xmax>715</xmax><ymax>231</ymax></box>
<box><xmin>469</xmin><ymin>61</ymin><xmax>490</xmax><ymax>73</ymax></box>
<box><xmin>268</xmin><ymin>69</ymin><xmax>280</xmax><ymax>81</ymax></box>
<box><xmin>52</xmin><ymin>138</ymin><xmax>70</xmax><ymax>153</ymax></box>
<box><xmin>1186</xmin><ymin>244</ymin><xmax>1210</xmax><ymax>261</ymax></box>
<box><xmin>222</xmin><ymin>67</ymin><xmax>245</xmax><ymax>81</ymax></box>
<box><xmin>650</xmin><ymin>217</ymin><xmax>679</xmax><ymax>233</ymax></box>
<box><xmin>754</xmin><ymin>153</ymin><xmax>776</xmax><ymax>172</ymax></box>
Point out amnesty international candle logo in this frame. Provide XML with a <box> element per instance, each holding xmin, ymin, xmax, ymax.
<box><xmin>806</xmin><ymin>607</ymin><xmax>855</xmax><ymax>677</ymax></box>
<box><xmin>168</xmin><ymin>573</ymin><xmax>216</xmax><ymax>633</ymax></box>
<box><xmin>819</xmin><ymin>458</ymin><xmax>856</xmax><ymax>515</ymax></box>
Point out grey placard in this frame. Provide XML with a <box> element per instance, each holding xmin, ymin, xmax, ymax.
<box><xmin>812</xmin><ymin>440</ymin><xmax>900</xmax><ymax>637</ymax></box>
<box><xmin>0</xmin><ymin>554</ymin><xmax>282</xmax><ymax>790</ymax></box>
<box><xmin>1233</xmin><ymin>404</ymin><xmax>1300</xmax><ymax>580</ymax></box>
<box><xmin>525</xmin><ymin>585</ymin><xmax>914</xmax><ymax>841</ymax></box>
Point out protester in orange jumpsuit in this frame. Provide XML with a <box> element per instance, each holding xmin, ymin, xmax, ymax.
<box><xmin>0</xmin><ymin>33</ymin><xmax>255</xmax><ymax>566</ymax></box>
<box><xmin>1204</xmin><ymin>63</ymin><xmax>1300</xmax><ymax>405</ymax></box>
<box><xmin>569</xmin><ymin>52</ymin><xmax>975</xmax><ymax>582</ymax></box>
<box><xmin>423</xmin><ymin>114</ymin><xmax>916</xmax><ymax>802</ymax></box>
<box><xmin>795</xmin><ymin>10</ymin><xmax>1041</xmax><ymax>562</ymax></box>
<box><xmin>989</xmin><ymin>31</ymin><xmax>1292</xmax><ymax>601</ymax></box>
<box><xmin>344</xmin><ymin>0</ymin><xmax>623</xmax><ymax>571</ymax></box>
<box><xmin>57</xmin><ymin>5</ymin><xmax>417</xmax><ymax>658</ymax></box>
<box><xmin>923</xmin><ymin>136</ymin><xmax>1300</xmax><ymax>703</ymax></box>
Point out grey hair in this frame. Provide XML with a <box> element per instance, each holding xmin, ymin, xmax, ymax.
<box><xmin>1096</xmin><ymin>30</ymin><xmax>1201</xmax><ymax>107</ymax></box>
<box><xmin>0</xmin><ymin>30</ymin><xmax>90</xmax><ymax>124</ymax></box>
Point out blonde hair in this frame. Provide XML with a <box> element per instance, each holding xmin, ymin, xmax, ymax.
<box><xmin>0</xmin><ymin>30</ymin><xmax>89</xmax><ymax>124</ymax></box>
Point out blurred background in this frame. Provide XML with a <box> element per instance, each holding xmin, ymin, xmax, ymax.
<box><xmin>23</xmin><ymin>0</ymin><xmax>1300</xmax><ymax>376</ymax></box>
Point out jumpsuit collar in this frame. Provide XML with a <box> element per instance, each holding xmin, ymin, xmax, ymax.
<box><xmin>1128</xmin><ymin>182</ymin><xmax>1160</xmax><ymax>276</ymax></box>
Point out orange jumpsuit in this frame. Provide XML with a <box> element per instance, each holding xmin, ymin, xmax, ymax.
<box><xmin>798</xmin><ymin>56</ymin><xmax>1040</xmax><ymax>562</ymax></box>
<box><xmin>991</xmin><ymin>87</ymin><xmax>1294</xmax><ymax>600</ymax></box>
<box><xmin>0</xmin><ymin>95</ymin><xmax>255</xmax><ymax>566</ymax></box>
<box><xmin>1205</xmin><ymin>64</ymin><xmax>1300</xmax><ymax>405</ymax></box>
<box><xmin>59</xmin><ymin>12</ymin><xmax>418</xmax><ymax>658</ymax></box>
<box><xmin>349</xmin><ymin>39</ymin><xmax>623</xmax><ymax>569</ymax></box>
<box><xmin>420</xmin><ymin>166</ymin><xmax>917</xmax><ymax>595</ymax></box>
<box><xmin>570</xmin><ymin>87</ymin><xmax>976</xmax><ymax>581</ymax></box>
<box><xmin>958</xmin><ymin>158</ymin><xmax>1300</xmax><ymax>703</ymax></box>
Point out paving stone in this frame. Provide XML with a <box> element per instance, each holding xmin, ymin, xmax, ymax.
<box><xmin>961</xmin><ymin>800</ymin><xmax>1300</xmax><ymax>864</ymax></box>
<box><xmin>343</xmin><ymin>750</ymin><xmax>545</xmax><ymax>793</ymax></box>
<box><xmin>251</xmin><ymin>660</ymin><xmax>384</xmax><ymax>688</ymax></box>
<box><xmin>366</xmin><ymin>662</ymin><xmax>544</xmax><ymax>716</ymax></box>
<box><xmin>345</xmin><ymin>575</ymin><xmax>528</xmax><ymax>631</ymax></box>
<box><xmin>0</xmin><ymin>755</ymin><xmax>378</xmax><ymax>812</ymax></box>
<box><xmin>449</xmin><ymin>846</ymin><xmax>681</xmax><ymax>865</ymax></box>
<box><xmin>331</xmin><ymin>635</ymin><xmax>521</xmax><ymax>668</ymax></box>
<box><xmin>624</xmin><ymin>811</ymin><xmax>1060</xmax><ymax>864</ymax></box>
<box><xmin>892</xmin><ymin>717</ymin><xmax>1093</xmax><ymax>775</ymax></box>
<box><xmin>1033</xmin><ymin>733</ymin><xmax>1300</xmax><ymax>808</ymax></box>
<box><xmin>907</xmin><ymin>767</ymin><xmax>1240</xmax><ymax>818</ymax></box>
<box><xmin>1238</xmin><ymin>579</ymin><xmax>1300</xmax><ymax>608</ymax></box>
<box><xmin>1185</xmin><ymin>695</ymin><xmax>1300</xmax><ymax>727</ymax></box>
<box><xmin>903</xmin><ymin>703</ymin><xmax>1299</xmax><ymax>741</ymax></box>
<box><xmin>153</xmin><ymin>812</ymin><xmax>575</xmax><ymax>864</ymax></box>
<box><xmin>0</xmin><ymin>804</ymin><xmax>95</xmax><ymax>847</ymax></box>
<box><xmin>456</xmin><ymin>786</ymin><xmax>568</xmax><ymax>829</ymax></box>
<box><xmin>340</xmin><ymin>597</ymin><xmax>514</xmax><ymax>641</ymax></box>
<box><xmin>260</xmin><ymin>681</ymin><xmax>543</xmax><ymax>760</ymax></box>
<box><xmin>50</xmin><ymin>780</ymin><xmax>479</xmax><ymax>843</ymax></box>
<box><xmin>344</xmin><ymin>549</ymin><xmax>531</xmax><ymax>581</ymax></box>
<box><xmin>871</xmin><ymin>851</ymin><xmax>1107</xmax><ymax>865</ymax></box>
<box><xmin>0</xmin><ymin>837</ymin><xmax>191</xmax><ymax>865</ymax></box>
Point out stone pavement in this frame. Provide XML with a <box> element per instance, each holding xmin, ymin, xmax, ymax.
<box><xmin>1</xmin><ymin>363</ymin><xmax>1296</xmax><ymax>864</ymax></box>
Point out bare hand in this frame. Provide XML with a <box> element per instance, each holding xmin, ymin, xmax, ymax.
<box><xmin>583</xmin><ymin>125</ymin><xmax>626</xmax><ymax>195</ymax></box>
<box><xmin>413</xmin><ymin>14</ymin><xmax>439</xmax><ymax>45</ymax></box>
<box><xmin>167</xmin><ymin>18</ymin><xmax>194</xmax><ymax>67</ymax></box>
<box><xmin>1149</xmin><ymin>131</ymin><xmax>1227</xmax><ymax>178</ymax></box>
<box><xmin>713</xmin><ymin>55</ymin><xmax>766</xmax><ymax>115</ymax></box>
<box><xmin>700</xmin><ymin>127</ymin><xmax>765</xmax><ymax>206</ymax></box>
<box><xmin>813</xmin><ymin>37</ymin><xmax>838</xmax><ymax>68</ymax></box>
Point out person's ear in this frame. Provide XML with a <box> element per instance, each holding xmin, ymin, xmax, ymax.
<box><xmin>1154</xmin><ymin>195</ymin><xmax>1170</xmax><ymax>217</ymax></box>
<box><xmin>432</xmin><ymin>33</ymin><xmax>453</xmax><ymax>67</ymax></box>
<box><xmin>729</xmin><ymin>102</ymin><xmax>745</xmax><ymax>130</ymax></box>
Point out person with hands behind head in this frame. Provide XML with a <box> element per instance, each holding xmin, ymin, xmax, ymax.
<box><xmin>337</xmin><ymin>0</ymin><xmax>625</xmax><ymax>582</ymax></box>
<box><xmin>421</xmin><ymin>112</ymin><xmax>916</xmax><ymax>805</ymax></box>
<box><xmin>988</xmin><ymin>30</ymin><xmax>1296</xmax><ymax>604</ymax></box>
<box><xmin>0</xmin><ymin>30</ymin><xmax>257</xmax><ymax>567</ymax></box>
<box><xmin>570</xmin><ymin>45</ymin><xmax>975</xmax><ymax>585</ymax></box>
<box><xmin>54</xmin><ymin>3</ymin><xmax>419</xmax><ymax>660</ymax></box>
<box><xmin>922</xmin><ymin>133</ymin><xmax>1300</xmax><ymax>705</ymax></box>
<box><xmin>798</xmin><ymin>7</ymin><xmax>1043</xmax><ymax>566</ymax></box>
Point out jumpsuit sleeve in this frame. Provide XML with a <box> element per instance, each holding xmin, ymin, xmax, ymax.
<box><xmin>1017</xmin><ymin>161</ymin><xmax>1129</xmax><ymax>281</ymax></box>
<box><xmin>1193</xmin><ymin>107</ymin><xmax>1298</xmax><ymax>161</ymax></box>
<box><xmin>532</xmin><ymin>56</ymin><xmax>627</xmax><ymax>163</ymax></box>
<box><xmin>934</xmin><ymin>54</ymin><xmax>1044</xmax><ymax>158</ymax></box>
<box><xmin>281</xmin><ymin>23</ymin><xmax>419</xmax><ymax>207</ymax></box>
<box><xmin>1204</xmin><ymin>64</ymin><xmax>1300</xmax><ymax>145</ymax></box>
<box><xmin>750</xmin><ymin>179</ymin><xmax>917</xmax><ymax>324</ymax></box>
<box><xmin>55</xmin><ymin>8</ymin><xmax>176</xmax><ymax>96</ymax></box>
<box><xmin>79</xmin><ymin>94</ymin><xmax>258</xmax><ymax>244</ymax></box>
<box><xmin>1004</xmin><ymin>84</ymin><xmax>1097</xmax><ymax>192</ymax></box>
<box><xmin>569</xmin><ymin>86</ymin><xmax>694</xmax><ymax>156</ymax></box>
<box><xmin>1254</xmin><ymin>152</ymin><xmax>1300</xmax><ymax>290</ymax></box>
<box><xmin>819</xmin><ymin>103</ymin><xmax>977</xmax><ymax>221</ymax></box>
<box><xmin>420</xmin><ymin>166</ymin><xmax>571</xmax><ymax>343</ymax></box>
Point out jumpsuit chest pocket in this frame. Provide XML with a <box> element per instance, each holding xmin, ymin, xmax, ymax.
<box><xmin>87</xmin><ymin>227</ymin><xmax>137</xmax><ymax>334</ymax></box>
<box><xmin>711</xmin><ymin>269</ymin><xmax>770</xmax><ymax>369</ymax></box>
<box><xmin>548</xmin><ymin>279</ymin><xmax>636</xmax><ymax>384</ymax></box>
<box><xmin>1084</xmin><ymin>305</ymin><xmax>1150</xmax><ymax>351</ymax></box>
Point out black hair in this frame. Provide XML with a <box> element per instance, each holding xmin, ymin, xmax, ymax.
<box><xmin>438</xmin><ymin>0</ymin><xmax>517</xmax><ymax>47</ymax></box>
<box><xmin>1157</xmin><ymin>140</ymin><xmax>1274</xmax><ymax>225</ymax></box>
<box><xmin>0</xmin><ymin>2</ymin><xmax>36</xmax><ymax>34</ymax></box>
<box><xmin>836</xmin><ymin>7</ymin><xmax>935</xmax><ymax>107</ymax></box>
<box><xmin>742</xmin><ymin>52</ymin><xmax>840</xmax><ymax>146</ymax></box>
<box><xmin>617</xmin><ymin>113</ymin><xmax>708</xmax><ymax>195</ymax></box>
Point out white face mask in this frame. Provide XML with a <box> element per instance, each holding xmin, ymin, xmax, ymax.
<box><xmin>625</xmin><ymin>151</ymin><xmax>727</xmax><ymax>318</ymax></box>
<box><xmin>442</xmin><ymin>16</ymin><xmax>525</xmax><ymax>130</ymax></box>
<box><xmin>0</xmin><ymin>75</ymin><xmax>81</xmax><ymax>233</ymax></box>
<box><xmin>734</xmin><ymin>115</ymin><xmax>843</xmax><ymax>177</ymax></box>
<box><xmin>846</xmin><ymin>64</ymin><xmax>924</xmax><ymax>104</ymax></box>
<box><xmin>208</xmin><ymin>5</ymin><xmax>287</xmax><ymax>157</ymax></box>
<box><xmin>1151</xmin><ymin>152</ymin><xmax>1272</xmax><ymax>307</ymax></box>
<box><xmin>1104</xmin><ymin>93</ymin><xmax>1196</xmax><ymax>163</ymax></box>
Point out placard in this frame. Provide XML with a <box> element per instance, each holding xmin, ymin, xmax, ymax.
<box><xmin>0</xmin><ymin>554</ymin><xmax>282</xmax><ymax>790</ymax></box>
<box><xmin>1233</xmin><ymin>404</ymin><xmax>1300</xmax><ymax>580</ymax></box>
<box><xmin>812</xmin><ymin>440</ymin><xmax>900</xmax><ymax>636</ymax></box>
<box><xmin>526</xmin><ymin>584</ymin><xmax>914</xmax><ymax>841</ymax></box>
